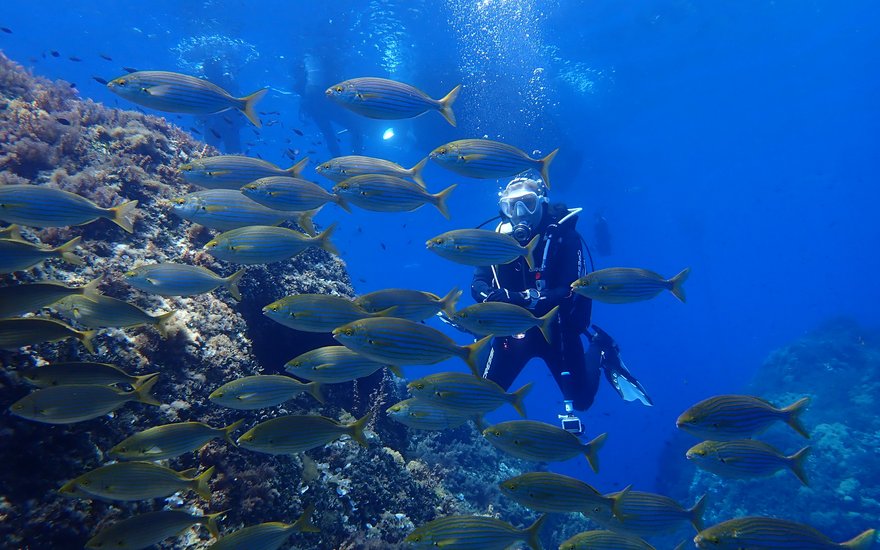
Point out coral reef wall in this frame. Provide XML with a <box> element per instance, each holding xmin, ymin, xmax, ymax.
<box><xmin>659</xmin><ymin>318</ymin><xmax>880</xmax><ymax>544</ymax></box>
<box><xmin>0</xmin><ymin>52</ymin><xmax>596</xmax><ymax>549</ymax></box>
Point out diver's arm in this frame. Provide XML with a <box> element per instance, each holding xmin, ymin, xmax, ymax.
<box><xmin>471</xmin><ymin>266</ymin><xmax>496</xmax><ymax>302</ymax></box>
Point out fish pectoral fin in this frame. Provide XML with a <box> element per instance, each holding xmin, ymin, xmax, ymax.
<box><xmin>356</xmin><ymin>92</ymin><xmax>380</xmax><ymax>100</ymax></box>
<box><xmin>145</xmin><ymin>277</ymin><xmax>161</xmax><ymax>285</ymax></box>
<box><xmin>236</xmin><ymin>393</ymin><xmax>257</xmax><ymax>401</ymax></box>
<box><xmin>204</xmin><ymin>205</ymin><xmax>226</xmax><ymax>213</ymax></box>
<box><xmin>436</xmin><ymin>540</ymin><xmax>461</xmax><ymax>548</ymax></box>
<box><xmin>230</xmin><ymin>245</ymin><xmax>255</xmax><ymax>251</ymax></box>
<box><xmin>461</xmin><ymin>153</ymin><xmax>487</xmax><ymax>161</ymax></box>
<box><xmin>436</xmin><ymin>391</ymin><xmax>456</xmax><ymax>399</ymax></box>
<box><xmin>143</xmin><ymin>84</ymin><xmax>176</xmax><ymax>96</ymax></box>
<box><xmin>143</xmin><ymin>446</ymin><xmax>164</xmax><ymax>455</ymax></box>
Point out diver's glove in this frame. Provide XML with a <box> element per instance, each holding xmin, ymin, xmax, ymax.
<box><xmin>484</xmin><ymin>288</ymin><xmax>529</xmax><ymax>307</ymax></box>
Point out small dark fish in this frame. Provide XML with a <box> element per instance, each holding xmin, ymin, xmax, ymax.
<box><xmin>594</xmin><ymin>214</ymin><xmax>612</xmax><ymax>256</ymax></box>
<box><xmin>210</xmin><ymin>129</ymin><xmax>221</xmax><ymax>139</ymax></box>
<box><xmin>380</xmin><ymin>243</ymin><xmax>386</xmax><ymax>250</ymax></box>
<box><xmin>284</xmin><ymin>149</ymin><xmax>296</xmax><ymax>160</ymax></box>
<box><xmin>359</xmin><ymin>278</ymin><xmax>367</xmax><ymax>283</ymax></box>
<box><xmin>266</xmin><ymin>120</ymin><xmax>280</xmax><ymax>126</ymax></box>
<box><xmin>99</xmin><ymin>53</ymin><xmax>113</xmax><ymax>61</ymax></box>
<box><xmin>307</xmin><ymin>150</ymin><xmax>316</xmax><ymax>154</ymax></box>
<box><xmin>268</xmin><ymin>111</ymin><xmax>280</xmax><ymax>115</ymax></box>
<box><xmin>92</xmin><ymin>76</ymin><xmax>108</xmax><ymax>85</ymax></box>
<box><xmin>222</xmin><ymin>115</ymin><xmax>233</xmax><ymax>123</ymax></box>
<box><xmin>69</xmin><ymin>83</ymin><xmax>76</xmax><ymax>89</ymax></box>
<box><xmin>1</xmin><ymin>27</ymin><xmax>12</xmax><ymax>34</ymax></box>
<box><xmin>294</xmin><ymin>128</ymin><xmax>304</xmax><ymax>136</ymax></box>
<box><xmin>69</xmin><ymin>56</ymin><xmax>82</xmax><ymax>62</ymax></box>
<box><xmin>122</xmin><ymin>66</ymin><xmax>138</xmax><ymax>73</ymax></box>
<box><xmin>189</xmin><ymin>127</ymin><xmax>202</xmax><ymax>135</ymax></box>
<box><xmin>50</xmin><ymin>50</ymin><xmax>60</xmax><ymax>57</ymax></box>
<box><xmin>254</xmin><ymin>153</ymin><xmax>263</xmax><ymax>159</ymax></box>
<box><xmin>56</xmin><ymin>118</ymin><xmax>71</xmax><ymax>126</ymax></box>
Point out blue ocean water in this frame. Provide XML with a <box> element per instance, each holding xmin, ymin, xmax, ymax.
<box><xmin>2</xmin><ymin>0</ymin><xmax>878</xmax><ymax>544</ymax></box>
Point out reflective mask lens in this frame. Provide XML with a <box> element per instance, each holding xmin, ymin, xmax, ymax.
<box><xmin>500</xmin><ymin>192</ymin><xmax>539</xmax><ymax>218</ymax></box>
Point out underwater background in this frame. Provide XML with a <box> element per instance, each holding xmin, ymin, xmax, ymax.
<box><xmin>0</xmin><ymin>0</ymin><xmax>877</xmax><ymax>549</ymax></box>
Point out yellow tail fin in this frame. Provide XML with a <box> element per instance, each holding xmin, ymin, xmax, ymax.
<box><xmin>408</xmin><ymin>156</ymin><xmax>429</xmax><ymax>189</ymax></box>
<box><xmin>53</xmin><ymin>236</ymin><xmax>83</xmax><ymax>266</ymax></box>
<box><xmin>536</xmin><ymin>305</ymin><xmax>559</xmax><ymax>343</ymax></box>
<box><xmin>539</xmin><ymin>148</ymin><xmax>559</xmax><ymax>189</ymax></box>
<box><xmin>522</xmin><ymin>234</ymin><xmax>540</xmax><ymax>270</ymax></box>
<box><xmin>788</xmin><ymin>446</ymin><xmax>810</xmax><ymax>486</ymax></box>
<box><xmin>77</xmin><ymin>328</ymin><xmax>96</xmax><ymax>354</ymax></box>
<box><xmin>154</xmin><ymin>310</ymin><xmax>176</xmax><ymax>338</ymax></box>
<box><xmin>582</xmin><ymin>432</ymin><xmax>608</xmax><ymax>473</ymax></box>
<box><xmin>204</xmin><ymin>510</ymin><xmax>227</xmax><ymax>539</ymax></box>
<box><xmin>306</xmin><ymin>381</ymin><xmax>325</xmax><ymax>404</ymax></box>
<box><xmin>464</xmin><ymin>335</ymin><xmax>492</xmax><ymax>375</ymax></box>
<box><xmin>689</xmin><ymin>493</ymin><xmax>708</xmax><ymax>532</ymax></box>
<box><xmin>348</xmin><ymin>410</ymin><xmax>374</xmax><ymax>448</ymax></box>
<box><xmin>314</xmin><ymin>222</ymin><xmax>339</xmax><ymax>256</ymax></box>
<box><xmin>669</xmin><ymin>267</ymin><xmax>691</xmax><ymax>303</ymax></box>
<box><xmin>432</xmin><ymin>184</ymin><xmax>457</xmax><ymax>220</ymax></box>
<box><xmin>294</xmin><ymin>208</ymin><xmax>320</xmax><ymax>236</ymax></box>
<box><xmin>293</xmin><ymin>503</ymin><xmax>321</xmax><ymax>533</ymax></box>
<box><xmin>510</xmin><ymin>381</ymin><xmax>533</xmax><ymax>418</ymax></box>
<box><xmin>285</xmin><ymin>156</ymin><xmax>309</xmax><ymax>178</ymax></box>
<box><xmin>437</xmin><ymin>84</ymin><xmax>461</xmax><ymax>127</ymax></box>
<box><xmin>523</xmin><ymin>514</ymin><xmax>547</xmax><ymax>550</ymax></box>
<box><xmin>79</xmin><ymin>277</ymin><xmax>103</xmax><ymax>300</ymax></box>
<box><xmin>782</xmin><ymin>396</ymin><xmax>811</xmax><ymax>438</ymax></box>
<box><xmin>110</xmin><ymin>200</ymin><xmax>138</xmax><ymax>233</ymax></box>
<box><xmin>334</xmin><ymin>194</ymin><xmax>352</xmax><ymax>213</ymax></box>
<box><xmin>841</xmin><ymin>529</ymin><xmax>877</xmax><ymax>550</ymax></box>
<box><xmin>238</xmin><ymin>88</ymin><xmax>268</xmax><ymax>128</ymax></box>
<box><xmin>220</xmin><ymin>419</ymin><xmax>245</xmax><ymax>445</ymax></box>
<box><xmin>224</xmin><ymin>268</ymin><xmax>245</xmax><ymax>301</ymax></box>
<box><xmin>191</xmin><ymin>466</ymin><xmax>215</xmax><ymax>500</ymax></box>
<box><xmin>133</xmin><ymin>373</ymin><xmax>161</xmax><ymax>406</ymax></box>
<box><xmin>440</xmin><ymin>287</ymin><xmax>463</xmax><ymax>317</ymax></box>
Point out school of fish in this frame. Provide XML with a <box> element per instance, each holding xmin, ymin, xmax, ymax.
<box><xmin>0</xmin><ymin>63</ymin><xmax>873</xmax><ymax>550</ymax></box>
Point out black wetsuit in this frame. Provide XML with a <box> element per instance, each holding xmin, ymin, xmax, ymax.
<box><xmin>471</xmin><ymin>205</ymin><xmax>600</xmax><ymax>411</ymax></box>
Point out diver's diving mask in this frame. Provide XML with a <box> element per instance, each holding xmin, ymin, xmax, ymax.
<box><xmin>498</xmin><ymin>177</ymin><xmax>548</xmax><ymax>242</ymax></box>
<box><xmin>499</xmin><ymin>190</ymin><xmax>542</xmax><ymax>218</ymax></box>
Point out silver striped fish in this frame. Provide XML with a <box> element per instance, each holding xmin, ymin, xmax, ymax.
<box><xmin>58</xmin><ymin>462</ymin><xmax>215</xmax><ymax>501</ymax></box>
<box><xmin>109</xmin><ymin>419</ymin><xmax>244</xmax><ymax>461</ymax></box>
<box><xmin>676</xmin><ymin>394</ymin><xmax>811</xmax><ymax>440</ymax></box>
<box><xmin>10</xmin><ymin>375</ymin><xmax>160</xmax><ymax>424</ymax></box>
<box><xmin>19</xmin><ymin>361</ymin><xmax>156</xmax><ymax>388</ymax></box>
<box><xmin>124</xmin><ymin>263</ymin><xmax>244</xmax><ymax>301</ymax></box>
<box><xmin>241</xmin><ymin>176</ymin><xmax>349</xmax><ymax>212</ymax></box>
<box><xmin>405</xmin><ymin>514</ymin><xmax>546</xmax><ymax>550</ymax></box>
<box><xmin>180</xmin><ymin>156</ymin><xmax>308</xmax><ymax>189</ymax></box>
<box><xmin>54</xmin><ymin>295</ymin><xmax>176</xmax><ymax>337</ymax></box>
<box><xmin>285</xmin><ymin>345</ymin><xmax>401</xmax><ymax>383</ymax></box>
<box><xmin>209</xmin><ymin>374</ymin><xmax>324</xmax><ymax>410</ymax></box>
<box><xmin>0</xmin><ymin>236</ymin><xmax>83</xmax><ymax>273</ymax></box>
<box><xmin>332</xmin><ymin>318</ymin><xmax>492</xmax><ymax>375</ymax></box>
<box><xmin>694</xmin><ymin>517</ymin><xmax>876</xmax><ymax>549</ymax></box>
<box><xmin>499</xmin><ymin>472</ymin><xmax>616</xmax><ymax>517</ymax></box>
<box><xmin>317</xmin><ymin>155</ymin><xmax>429</xmax><ymax>188</ymax></box>
<box><xmin>355</xmin><ymin>287</ymin><xmax>462</xmax><ymax>322</ymax></box>
<box><xmin>333</xmin><ymin>175</ymin><xmax>456</xmax><ymax>219</ymax></box>
<box><xmin>171</xmin><ymin>189</ymin><xmax>296</xmax><ymax>230</ymax></box>
<box><xmin>326</xmin><ymin>77</ymin><xmax>461</xmax><ymax>126</ymax></box>
<box><xmin>263</xmin><ymin>293</ymin><xmax>394</xmax><ymax>333</ymax></box>
<box><xmin>237</xmin><ymin>411</ymin><xmax>373</xmax><ymax>454</ymax></box>
<box><xmin>430</xmin><ymin>139</ymin><xmax>559</xmax><ymax>188</ymax></box>
<box><xmin>483</xmin><ymin>420</ymin><xmax>607</xmax><ymax>471</ymax></box>
<box><xmin>407</xmin><ymin>371</ymin><xmax>532</xmax><ymax>417</ymax></box>
<box><xmin>686</xmin><ymin>440</ymin><xmax>810</xmax><ymax>485</ymax></box>
<box><xmin>108</xmin><ymin>70</ymin><xmax>267</xmax><ymax>127</ymax></box>
<box><xmin>426</xmin><ymin>229</ymin><xmax>539</xmax><ymax>269</ymax></box>
<box><xmin>593</xmin><ymin>489</ymin><xmax>706</xmax><ymax>537</ymax></box>
<box><xmin>205</xmin><ymin>223</ymin><xmax>338</xmax><ymax>264</ymax></box>
<box><xmin>386</xmin><ymin>398</ymin><xmax>472</xmax><ymax>431</ymax></box>
<box><xmin>0</xmin><ymin>278</ymin><xmax>101</xmax><ymax>317</ymax></box>
<box><xmin>0</xmin><ymin>316</ymin><xmax>95</xmax><ymax>353</ymax></box>
<box><xmin>451</xmin><ymin>303</ymin><xmax>559</xmax><ymax>343</ymax></box>
<box><xmin>209</xmin><ymin>506</ymin><xmax>319</xmax><ymax>550</ymax></box>
<box><xmin>571</xmin><ymin>267</ymin><xmax>690</xmax><ymax>304</ymax></box>
<box><xmin>560</xmin><ymin>530</ymin><xmax>657</xmax><ymax>550</ymax></box>
<box><xmin>85</xmin><ymin>509</ymin><xmax>225</xmax><ymax>550</ymax></box>
<box><xmin>0</xmin><ymin>185</ymin><xmax>137</xmax><ymax>232</ymax></box>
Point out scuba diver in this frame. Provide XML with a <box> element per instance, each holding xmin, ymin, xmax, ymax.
<box><xmin>469</xmin><ymin>176</ymin><xmax>652</xmax><ymax>434</ymax></box>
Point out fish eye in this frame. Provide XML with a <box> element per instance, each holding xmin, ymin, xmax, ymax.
<box><xmin>438</xmin><ymin>147</ymin><xmax>447</xmax><ymax>154</ymax></box>
<box><xmin>117</xmin><ymin>79</ymin><xmax>127</xmax><ymax>86</ymax></box>
<box><xmin>513</xmin><ymin>439</ymin><xmax>521</xmax><ymax>445</ymax></box>
<box><xmin>414</xmin><ymin>383</ymin><xmax>424</xmax><ymax>390</ymax></box>
<box><xmin>599</xmin><ymin>285</ymin><xmax>607</xmax><ymax>291</ymax></box>
<box><xmin>335</xmin><ymin>86</ymin><xmax>343</xmax><ymax>93</ymax></box>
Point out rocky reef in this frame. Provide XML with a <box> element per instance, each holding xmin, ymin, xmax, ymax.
<box><xmin>659</xmin><ymin>317</ymin><xmax>880</xmax><ymax>545</ymax></box>
<box><xmin>0</xmin><ymin>51</ymin><xmax>597</xmax><ymax>549</ymax></box>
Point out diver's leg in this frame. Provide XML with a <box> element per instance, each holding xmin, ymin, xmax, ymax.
<box><xmin>481</xmin><ymin>336</ymin><xmax>531</xmax><ymax>391</ymax></box>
